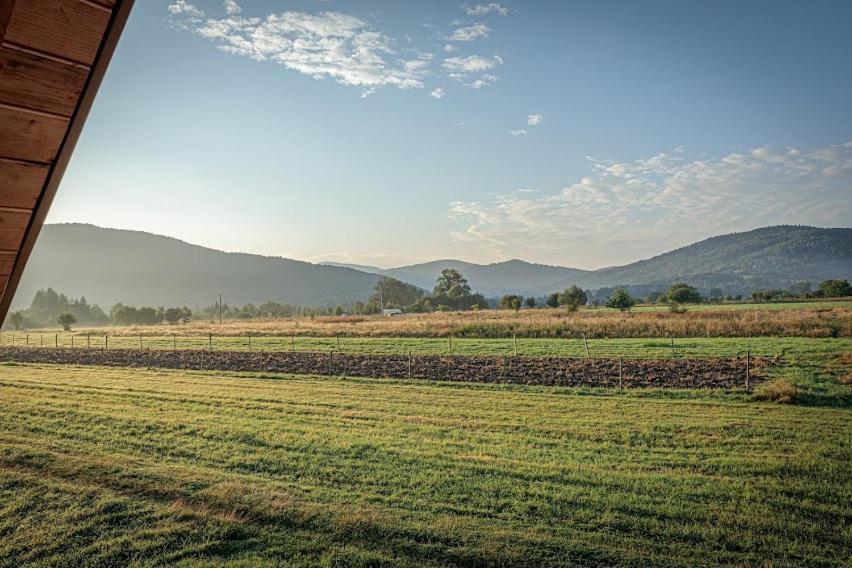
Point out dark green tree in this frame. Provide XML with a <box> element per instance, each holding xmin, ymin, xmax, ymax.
<box><xmin>560</xmin><ymin>286</ymin><xmax>587</xmax><ymax>310</ymax></box>
<box><xmin>546</xmin><ymin>293</ymin><xmax>560</xmax><ymax>308</ymax></box>
<box><xmin>606</xmin><ymin>289</ymin><xmax>636</xmax><ymax>312</ymax></box>
<box><xmin>57</xmin><ymin>313</ymin><xmax>77</xmax><ymax>332</ymax></box>
<box><xmin>433</xmin><ymin>269</ymin><xmax>471</xmax><ymax>297</ymax></box>
<box><xmin>525</xmin><ymin>297</ymin><xmax>537</xmax><ymax>309</ymax></box>
<box><xmin>370</xmin><ymin>277</ymin><xmax>424</xmax><ymax>309</ymax></box>
<box><xmin>666</xmin><ymin>283</ymin><xmax>702</xmax><ymax>304</ymax></box>
<box><xmin>818</xmin><ymin>279</ymin><xmax>852</xmax><ymax>298</ymax></box>
<box><xmin>9</xmin><ymin>311</ymin><xmax>24</xmax><ymax>331</ymax></box>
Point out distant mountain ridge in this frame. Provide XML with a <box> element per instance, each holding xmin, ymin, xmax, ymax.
<box><xmin>9</xmin><ymin>224</ymin><xmax>851</xmax><ymax>309</ymax></box>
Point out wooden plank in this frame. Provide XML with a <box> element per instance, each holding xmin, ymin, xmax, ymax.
<box><xmin>0</xmin><ymin>105</ymin><xmax>68</xmax><ymax>163</ymax></box>
<box><xmin>0</xmin><ymin>46</ymin><xmax>88</xmax><ymax>116</ymax></box>
<box><xmin>0</xmin><ymin>208</ymin><xmax>30</xmax><ymax>252</ymax></box>
<box><xmin>0</xmin><ymin>252</ymin><xmax>14</xmax><ymax>277</ymax></box>
<box><xmin>0</xmin><ymin>158</ymin><xmax>48</xmax><ymax>209</ymax></box>
<box><xmin>0</xmin><ymin>1</ymin><xmax>15</xmax><ymax>41</ymax></box>
<box><xmin>5</xmin><ymin>0</ymin><xmax>111</xmax><ymax>65</ymax></box>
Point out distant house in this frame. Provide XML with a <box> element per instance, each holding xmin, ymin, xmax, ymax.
<box><xmin>382</xmin><ymin>308</ymin><xmax>403</xmax><ymax>317</ymax></box>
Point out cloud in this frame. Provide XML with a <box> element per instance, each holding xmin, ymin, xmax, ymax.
<box><xmin>442</xmin><ymin>54</ymin><xmax>503</xmax><ymax>73</ymax></box>
<box><xmin>449</xmin><ymin>23</ymin><xmax>490</xmax><ymax>42</ymax></box>
<box><xmin>168</xmin><ymin>0</ymin><xmax>203</xmax><ymax>17</ymax></box>
<box><xmin>465</xmin><ymin>3</ymin><xmax>509</xmax><ymax>16</ymax></box>
<box><xmin>167</xmin><ymin>3</ymin><xmax>429</xmax><ymax>94</ymax></box>
<box><xmin>430</xmin><ymin>88</ymin><xmax>445</xmax><ymax>99</ymax></box>
<box><xmin>447</xmin><ymin>141</ymin><xmax>852</xmax><ymax>265</ymax></box>
<box><xmin>510</xmin><ymin>129</ymin><xmax>527</xmax><ymax>136</ymax></box>
<box><xmin>468</xmin><ymin>73</ymin><xmax>498</xmax><ymax>88</ymax></box>
<box><xmin>223</xmin><ymin>0</ymin><xmax>241</xmax><ymax>15</ymax></box>
<box><xmin>443</xmin><ymin>43</ymin><xmax>457</xmax><ymax>52</ymax></box>
<box><xmin>527</xmin><ymin>114</ymin><xmax>543</xmax><ymax>126</ymax></box>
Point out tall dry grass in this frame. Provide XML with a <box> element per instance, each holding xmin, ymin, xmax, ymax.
<box><xmin>92</xmin><ymin>306</ymin><xmax>851</xmax><ymax>339</ymax></box>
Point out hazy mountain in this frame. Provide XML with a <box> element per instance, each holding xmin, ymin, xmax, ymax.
<box><xmin>11</xmin><ymin>224</ymin><xmax>380</xmax><ymax>310</ymax></box>
<box><xmin>10</xmin><ymin>224</ymin><xmax>851</xmax><ymax>310</ymax></box>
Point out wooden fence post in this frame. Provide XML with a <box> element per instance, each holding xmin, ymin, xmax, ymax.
<box><xmin>670</xmin><ymin>336</ymin><xmax>675</xmax><ymax>358</ymax></box>
<box><xmin>513</xmin><ymin>333</ymin><xmax>518</xmax><ymax>357</ymax></box>
<box><xmin>55</xmin><ymin>334</ymin><xmax>58</xmax><ymax>348</ymax></box>
<box><xmin>105</xmin><ymin>334</ymin><xmax>109</xmax><ymax>350</ymax></box>
<box><xmin>746</xmin><ymin>350</ymin><xmax>750</xmax><ymax>391</ymax></box>
<box><xmin>208</xmin><ymin>333</ymin><xmax>212</xmax><ymax>350</ymax></box>
<box><xmin>582</xmin><ymin>334</ymin><xmax>590</xmax><ymax>358</ymax></box>
<box><xmin>201</xmin><ymin>348</ymin><xmax>205</xmax><ymax>372</ymax></box>
<box><xmin>619</xmin><ymin>356</ymin><xmax>623</xmax><ymax>389</ymax></box>
<box><xmin>291</xmin><ymin>336</ymin><xmax>295</xmax><ymax>352</ymax></box>
<box><xmin>408</xmin><ymin>350</ymin><xmax>412</xmax><ymax>379</ymax></box>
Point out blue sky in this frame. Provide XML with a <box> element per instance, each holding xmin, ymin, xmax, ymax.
<box><xmin>47</xmin><ymin>0</ymin><xmax>852</xmax><ymax>268</ymax></box>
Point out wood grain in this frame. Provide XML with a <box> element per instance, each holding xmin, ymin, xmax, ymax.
<box><xmin>0</xmin><ymin>105</ymin><xmax>67</xmax><ymax>163</ymax></box>
<box><xmin>0</xmin><ymin>208</ymin><xmax>30</xmax><ymax>252</ymax></box>
<box><xmin>0</xmin><ymin>46</ymin><xmax>88</xmax><ymax>116</ymax></box>
<box><xmin>0</xmin><ymin>158</ymin><xmax>48</xmax><ymax>209</ymax></box>
<box><xmin>5</xmin><ymin>0</ymin><xmax>111</xmax><ymax>65</ymax></box>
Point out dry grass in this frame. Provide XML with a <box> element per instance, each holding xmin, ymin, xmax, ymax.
<box><xmin>74</xmin><ymin>304</ymin><xmax>852</xmax><ymax>339</ymax></box>
<box><xmin>753</xmin><ymin>379</ymin><xmax>800</xmax><ymax>403</ymax></box>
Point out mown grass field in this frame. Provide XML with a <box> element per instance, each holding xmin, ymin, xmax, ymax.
<box><xmin>0</xmin><ymin>363</ymin><xmax>850</xmax><ymax>567</ymax></box>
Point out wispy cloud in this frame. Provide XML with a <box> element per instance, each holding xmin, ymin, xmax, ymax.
<box><xmin>510</xmin><ymin>129</ymin><xmax>527</xmax><ymax>136</ymax></box>
<box><xmin>449</xmin><ymin>23</ymin><xmax>490</xmax><ymax>42</ymax></box>
<box><xmin>448</xmin><ymin>141</ymin><xmax>852</xmax><ymax>265</ymax></box>
<box><xmin>223</xmin><ymin>0</ymin><xmax>241</xmax><ymax>15</ymax></box>
<box><xmin>465</xmin><ymin>3</ymin><xmax>510</xmax><ymax>16</ymax></box>
<box><xmin>167</xmin><ymin>2</ymin><xmax>428</xmax><ymax>95</ymax></box>
<box><xmin>527</xmin><ymin>114</ymin><xmax>543</xmax><ymax>126</ymax></box>
<box><xmin>442</xmin><ymin>54</ymin><xmax>503</xmax><ymax>73</ymax></box>
<box><xmin>430</xmin><ymin>88</ymin><xmax>445</xmax><ymax>99</ymax></box>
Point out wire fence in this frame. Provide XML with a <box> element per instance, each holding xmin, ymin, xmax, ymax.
<box><xmin>0</xmin><ymin>332</ymin><xmax>847</xmax><ymax>362</ymax></box>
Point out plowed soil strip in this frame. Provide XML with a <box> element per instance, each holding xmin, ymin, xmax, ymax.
<box><xmin>0</xmin><ymin>347</ymin><xmax>772</xmax><ymax>388</ymax></box>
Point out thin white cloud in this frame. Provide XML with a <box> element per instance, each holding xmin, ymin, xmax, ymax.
<box><xmin>443</xmin><ymin>43</ymin><xmax>457</xmax><ymax>53</ymax></box>
<box><xmin>448</xmin><ymin>141</ymin><xmax>852</xmax><ymax>263</ymax></box>
<box><xmin>430</xmin><ymin>88</ymin><xmax>445</xmax><ymax>99</ymax></box>
<box><xmin>449</xmin><ymin>23</ymin><xmax>490</xmax><ymax>42</ymax></box>
<box><xmin>468</xmin><ymin>73</ymin><xmax>498</xmax><ymax>88</ymax></box>
<box><xmin>223</xmin><ymin>0</ymin><xmax>241</xmax><ymax>15</ymax></box>
<box><xmin>442</xmin><ymin>54</ymin><xmax>503</xmax><ymax>73</ymax></box>
<box><xmin>168</xmin><ymin>0</ymin><xmax>203</xmax><ymax>17</ymax></box>
<box><xmin>465</xmin><ymin>3</ymin><xmax>509</xmax><ymax>16</ymax></box>
<box><xmin>527</xmin><ymin>114</ymin><xmax>543</xmax><ymax>126</ymax></box>
<box><xmin>510</xmin><ymin>129</ymin><xmax>527</xmax><ymax>136</ymax></box>
<box><xmin>167</xmin><ymin>3</ymin><xmax>428</xmax><ymax>94</ymax></box>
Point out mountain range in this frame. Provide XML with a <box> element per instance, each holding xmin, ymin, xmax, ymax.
<box><xmin>9</xmin><ymin>223</ymin><xmax>851</xmax><ymax>310</ymax></box>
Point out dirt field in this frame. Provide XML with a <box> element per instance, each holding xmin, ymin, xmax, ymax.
<box><xmin>0</xmin><ymin>347</ymin><xmax>769</xmax><ymax>389</ymax></box>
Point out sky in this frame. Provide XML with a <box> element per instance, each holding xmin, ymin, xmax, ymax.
<box><xmin>46</xmin><ymin>0</ymin><xmax>852</xmax><ymax>269</ymax></box>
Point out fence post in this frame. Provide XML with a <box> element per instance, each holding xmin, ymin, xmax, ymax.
<box><xmin>336</xmin><ymin>335</ymin><xmax>340</xmax><ymax>351</ymax></box>
<box><xmin>147</xmin><ymin>347</ymin><xmax>150</xmax><ymax>370</ymax></box>
<box><xmin>173</xmin><ymin>333</ymin><xmax>177</xmax><ymax>351</ymax></box>
<box><xmin>582</xmin><ymin>334</ymin><xmax>590</xmax><ymax>358</ymax></box>
<box><xmin>201</xmin><ymin>348</ymin><xmax>205</xmax><ymax>372</ymax></box>
<box><xmin>448</xmin><ymin>335</ymin><xmax>452</xmax><ymax>355</ymax></box>
<box><xmin>87</xmin><ymin>334</ymin><xmax>90</xmax><ymax>349</ymax></box>
<box><xmin>670</xmin><ymin>336</ymin><xmax>675</xmax><ymax>358</ymax></box>
<box><xmin>71</xmin><ymin>335</ymin><xmax>74</xmax><ymax>349</ymax></box>
<box><xmin>408</xmin><ymin>350</ymin><xmax>412</xmax><ymax>379</ymax></box>
<box><xmin>291</xmin><ymin>336</ymin><xmax>295</xmax><ymax>352</ymax></box>
<box><xmin>208</xmin><ymin>333</ymin><xmax>212</xmax><ymax>351</ymax></box>
<box><xmin>55</xmin><ymin>334</ymin><xmax>58</xmax><ymax>348</ymax></box>
<box><xmin>746</xmin><ymin>350</ymin><xmax>750</xmax><ymax>391</ymax></box>
<box><xmin>329</xmin><ymin>349</ymin><xmax>333</xmax><ymax>374</ymax></box>
<box><xmin>105</xmin><ymin>334</ymin><xmax>109</xmax><ymax>350</ymax></box>
<box><xmin>619</xmin><ymin>356</ymin><xmax>623</xmax><ymax>389</ymax></box>
<box><xmin>513</xmin><ymin>333</ymin><xmax>518</xmax><ymax>357</ymax></box>
<box><xmin>40</xmin><ymin>334</ymin><xmax>43</xmax><ymax>347</ymax></box>
<box><xmin>26</xmin><ymin>334</ymin><xmax>28</xmax><ymax>348</ymax></box>
<box><xmin>248</xmin><ymin>334</ymin><xmax>251</xmax><ymax>351</ymax></box>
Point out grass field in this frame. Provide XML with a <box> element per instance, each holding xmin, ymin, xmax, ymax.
<box><xmin>0</xmin><ymin>363</ymin><xmax>850</xmax><ymax>567</ymax></box>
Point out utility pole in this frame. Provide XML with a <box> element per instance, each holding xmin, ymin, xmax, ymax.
<box><xmin>218</xmin><ymin>292</ymin><xmax>222</xmax><ymax>325</ymax></box>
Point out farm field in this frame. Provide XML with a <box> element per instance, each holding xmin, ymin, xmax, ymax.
<box><xmin>0</xmin><ymin>363</ymin><xmax>850</xmax><ymax>567</ymax></box>
<box><xmin>40</xmin><ymin>300</ymin><xmax>851</xmax><ymax>340</ymax></box>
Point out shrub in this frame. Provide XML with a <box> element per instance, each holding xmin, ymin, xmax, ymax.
<box><xmin>753</xmin><ymin>379</ymin><xmax>799</xmax><ymax>404</ymax></box>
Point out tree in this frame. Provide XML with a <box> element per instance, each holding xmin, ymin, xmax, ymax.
<box><xmin>433</xmin><ymin>269</ymin><xmax>471</xmax><ymax>297</ymax></box>
<box><xmin>525</xmin><ymin>297</ymin><xmax>537</xmax><ymax>309</ymax></box>
<box><xmin>9</xmin><ymin>311</ymin><xmax>24</xmax><ymax>331</ymax></box>
<box><xmin>606</xmin><ymin>289</ymin><xmax>636</xmax><ymax>312</ymax></box>
<box><xmin>665</xmin><ymin>283</ymin><xmax>702</xmax><ymax>304</ymax></box>
<box><xmin>546</xmin><ymin>293</ymin><xmax>560</xmax><ymax>308</ymax></box>
<box><xmin>500</xmin><ymin>294</ymin><xmax>523</xmax><ymax>312</ymax></box>
<box><xmin>818</xmin><ymin>279</ymin><xmax>852</xmax><ymax>298</ymax></box>
<box><xmin>164</xmin><ymin>308</ymin><xmax>184</xmax><ymax>325</ymax></box>
<box><xmin>559</xmin><ymin>286</ymin><xmax>587</xmax><ymax>310</ymax></box>
<box><xmin>788</xmin><ymin>281</ymin><xmax>811</xmax><ymax>296</ymax></box>
<box><xmin>57</xmin><ymin>313</ymin><xmax>77</xmax><ymax>332</ymax></box>
<box><xmin>370</xmin><ymin>277</ymin><xmax>424</xmax><ymax>309</ymax></box>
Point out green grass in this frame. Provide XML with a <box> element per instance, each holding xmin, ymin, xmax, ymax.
<box><xmin>603</xmin><ymin>299</ymin><xmax>852</xmax><ymax>312</ymax></box>
<box><xmin>0</xmin><ymin>363</ymin><xmax>850</xmax><ymax>566</ymax></box>
<box><xmin>5</xmin><ymin>333</ymin><xmax>850</xmax><ymax>360</ymax></box>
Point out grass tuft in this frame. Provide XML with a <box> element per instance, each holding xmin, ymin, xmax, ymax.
<box><xmin>753</xmin><ymin>379</ymin><xmax>800</xmax><ymax>403</ymax></box>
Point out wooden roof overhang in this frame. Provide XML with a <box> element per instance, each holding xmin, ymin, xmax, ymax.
<box><xmin>0</xmin><ymin>0</ymin><xmax>133</xmax><ymax>322</ymax></box>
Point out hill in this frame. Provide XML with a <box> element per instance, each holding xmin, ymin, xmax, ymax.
<box><xmin>11</xmin><ymin>224</ymin><xmax>380</xmax><ymax>310</ymax></box>
<box><xmin>9</xmin><ymin>224</ymin><xmax>851</xmax><ymax>309</ymax></box>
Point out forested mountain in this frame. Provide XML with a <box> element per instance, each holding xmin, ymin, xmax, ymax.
<box><xmin>11</xmin><ymin>224</ymin><xmax>380</xmax><ymax>310</ymax></box>
<box><xmin>9</xmin><ymin>224</ymin><xmax>851</xmax><ymax>310</ymax></box>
